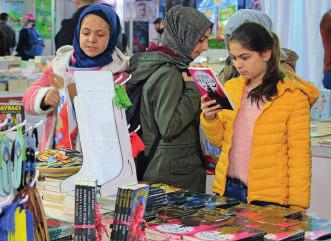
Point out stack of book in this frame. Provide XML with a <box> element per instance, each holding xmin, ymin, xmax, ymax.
<box><xmin>146</xmin><ymin>186</ymin><xmax>168</xmax><ymax>211</ymax></box>
<box><xmin>47</xmin><ymin>218</ymin><xmax>74</xmax><ymax>241</ymax></box>
<box><xmin>37</xmin><ymin>177</ymin><xmax>75</xmax><ymax>223</ymax></box>
<box><xmin>74</xmin><ymin>179</ymin><xmax>97</xmax><ymax>241</ymax></box>
<box><xmin>110</xmin><ymin>183</ymin><xmax>149</xmax><ymax>241</ymax></box>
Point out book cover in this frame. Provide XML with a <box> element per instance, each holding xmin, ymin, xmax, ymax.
<box><xmin>47</xmin><ymin>218</ymin><xmax>73</xmax><ymax>238</ymax></box>
<box><xmin>188</xmin><ymin>67</ymin><xmax>235</xmax><ymax>110</ymax></box>
<box><xmin>147</xmin><ymin>215</ymin><xmax>226</xmax><ymax>240</ymax></box>
<box><xmin>167</xmin><ymin>191</ymin><xmax>240</xmax><ymax>210</ymax></box>
<box><xmin>150</xmin><ymin>183</ymin><xmax>184</xmax><ymax>194</ymax></box>
<box><xmin>182</xmin><ymin>225</ymin><xmax>264</xmax><ymax>241</ymax></box>
<box><xmin>243</xmin><ymin>221</ymin><xmax>304</xmax><ymax>241</ymax></box>
<box><xmin>0</xmin><ymin>103</ymin><xmax>25</xmax><ymax>131</ymax></box>
<box><xmin>126</xmin><ymin>184</ymin><xmax>150</xmax><ymax>241</ymax></box>
<box><xmin>111</xmin><ymin>184</ymin><xmax>150</xmax><ymax>241</ymax></box>
<box><xmin>298</xmin><ymin>216</ymin><xmax>331</xmax><ymax>240</ymax></box>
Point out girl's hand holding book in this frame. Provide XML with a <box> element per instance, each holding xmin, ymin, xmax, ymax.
<box><xmin>201</xmin><ymin>95</ymin><xmax>222</xmax><ymax>120</ymax></box>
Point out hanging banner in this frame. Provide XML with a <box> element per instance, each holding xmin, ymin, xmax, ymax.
<box><xmin>35</xmin><ymin>0</ymin><xmax>52</xmax><ymax>39</ymax></box>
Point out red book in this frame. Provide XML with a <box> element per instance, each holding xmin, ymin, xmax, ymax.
<box><xmin>188</xmin><ymin>67</ymin><xmax>235</xmax><ymax>110</ymax></box>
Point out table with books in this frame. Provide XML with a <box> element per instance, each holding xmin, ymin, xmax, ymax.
<box><xmin>109</xmin><ymin>183</ymin><xmax>331</xmax><ymax>241</ymax></box>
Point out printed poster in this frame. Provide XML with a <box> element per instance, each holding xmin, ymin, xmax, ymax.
<box><xmin>35</xmin><ymin>0</ymin><xmax>52</xmax><ymax>39</ymax></box>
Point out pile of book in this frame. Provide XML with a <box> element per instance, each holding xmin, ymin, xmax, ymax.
<box><xmin>139</xmin><ymin>183</ymin><xmax>331</xmax><ymax>241</ymax></box>
<box><xmin>146</xmin><ymin>185</ymin><xmax>168</xmax><ymax>212</ymax></box>
<box><xmin>47</xmin><ymin>218</ymin><xmax>73</xmax><ymax>241</ymax></box>
<box><xmin>37</xmin><ymin>177</ymin><xmax>75</xmax><ymax>223</ymax></box>
<box><xmin>110</xmin><ymin>183</ymin><xmax>149</xmax><ymax>241</ymax></box>
<box><xmin>74</xmin><ymin>179</ymin><xmax>97</xmax><ymax>241</ymax></box>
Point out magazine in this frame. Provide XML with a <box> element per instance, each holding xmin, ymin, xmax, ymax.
<box><xmin>0</xmin><ymin>103</ymin><xmax>25</xmax><ymax>131</ymax></box>
<box><xmin>188</xmin><ymin>67</ymin><xmax>235</xmax><ymax>110</ymax></box>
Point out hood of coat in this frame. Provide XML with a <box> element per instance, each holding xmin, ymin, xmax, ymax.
<box><xmin>227</xmin><ymin>73</ymin><xmax>320</xmax><ymax>108</ymax></box>
<box><xmin>278</xmin><ymin>72</ymin><xmax>320</xmax><ymax>107</ymax></box>
<box><xmin>126</xmin><ymin>51</ymin><xmax>186</xmax><ymax>92</ymax></box>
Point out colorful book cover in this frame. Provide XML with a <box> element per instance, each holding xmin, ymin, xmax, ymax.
<box><xmin>121</xmin><ymin>183</ymin><xmax>150</xmax><ymax>241</ymax></box>
<box><xmin>0</xmin><ymin>103</ymin><xmax>24</xmax><ymax>131</ymax></box>
<box><xmin>232</xmin><ymin>204</ymin><xmax>302</xmax><ymax>222</ymax></box>
<box><xmin>147</xmin><ymin>208</ymin><xmax>236</xmax><ymax>240</ymax></box>
<box><xmin>147</xmin><ymin>215</ymin><xmax>220</xmax><ymax>240</ymax></box>
<box><xmin>167</xmin><ymin>191</ymin><xmax>240</xmax><ymax>210</ymax></box>
<box><xmin>188</xmin><ymin>67</ymin><xmax>235</xmax><ymax>110</ymax></box>
<box><xmin>242</xmin><ymin>221</ymin><xmax>304</xmax><ymax>241</ymax></box>
<box><xmin>47</xmin><ymin>218</ymin><xmax>73</xmax><ymax>238</ymax></box>
<box><xmin>182</xmin><ymin>225</ymin><xmax>264</xmax><ymax>241</ymax></box>
<box><xmin>298</xmin><ymin>216</ymin><xmax>331</xmax><ymax>240</ymax></box>
<box><xmin>150</xmin><ymin>183</ymin><xmax>184</xmax><ymax>194</ymax></box>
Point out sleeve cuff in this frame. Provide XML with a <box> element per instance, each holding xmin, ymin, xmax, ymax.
<box><xmin>34</xmin><ymin>87</ymin><xmax>55</xmax><ymax>115</ymax></box>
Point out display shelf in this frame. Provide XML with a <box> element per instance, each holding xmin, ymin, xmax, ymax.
<box><xmin>0</xmin><ymin>91</ymin><xmax>24</xmax><ymax>102</ymax></box>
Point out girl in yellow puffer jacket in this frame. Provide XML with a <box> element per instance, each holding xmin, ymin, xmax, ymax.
<box><xmin>200</xmin><ymin>22</ymin><xmax>319</xmax><ymax>210</ymax></box>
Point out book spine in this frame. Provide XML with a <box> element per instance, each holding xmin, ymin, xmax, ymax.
<box><xmin>111</xmin><ymin>187</ymin><xmax>123</xmax><ymax>241</ymax></box>
<box><xmin>110</xmin><ymin>188</ymin><xmax>121</xmax><ymax>241</ymax></box>
<box><xmin>74</xmin><ymin>182</ymin><xmax>79</xmax><ymax>241</ymax></box>
<box><xmin>86</xmin><ymin>181</ymin><xmax>92</xmax><ymax>241</ymax></box>
<box><xmin>85</xmin><ymin>180</ymin><xmax>96</xmax><ymax>241</ymax></box>
<box><xmin>124</xmin><ymin>189</ymin><xmax>134</xmax><ymax>241</ymax></box>
<box><xmin>74</xmin><ymin>180</ymin><xmax>83</xmax><ymax>241</ymax></box>
<box><xmin>82</xmin><ymin>181</ymin><xmax>88</xmax><ymax>241</ymax></box>
<box><xmin>117</xmin><ymin>188</ymin><xmax>128</xmax><ymax>241</ymax></box>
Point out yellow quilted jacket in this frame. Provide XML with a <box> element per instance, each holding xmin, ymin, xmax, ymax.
<box><xmin>200</xmin><ymin>74</ymin><xmax>319</xmax><ymax>209</ymax></box>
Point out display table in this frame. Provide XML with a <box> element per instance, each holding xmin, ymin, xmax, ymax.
<box><xmin>308</xmin><ymin>121</ymin><xmax>331</xmax><ymax>219</ymax></box>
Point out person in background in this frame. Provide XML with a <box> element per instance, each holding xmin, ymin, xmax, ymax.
<box><xmin>127</xmin><ymin>6</ymin><xmax>213</xmax><ymax>192</ymax></box>
<box><xmin>153</xmin><ymin>17</ymin><xmax>164</xmax><ymax>45</ymax></box>
<box><xmin>201</xmin><ymin>22</ymin><xmax>319</xmax><ymax>210</ymax></box>
<box><xmin>220</xmin><ymin>9</ymin><xmax>298</xmax><ymax>83</ymax></box>
<box><xmin>23</xmin><ymin>3</ymin><xmax>129</xmax><ymax>151</ymax></box>
<box><xmin>0</xmin><ymin>12</ymin><xmax>16</xmax><ymax>55</ymax></box>
<box><xmin>55</xmin><ymin>0</ymin><xmax>97</xmax><ymax>50</ymax></box>
<box><xmin>320</xmin><ymin>10</ymin><xmax>331</xmax><ymax>89</ymax></box>
<box><xmin>16</xmin><ymin>13</ymin><xmax>44</xmax><ymax>60</ymax></box>
<box><xmin>0</xmin><ymin>29</ymin><xmax>9</xmax><ymax>56</ymax></box>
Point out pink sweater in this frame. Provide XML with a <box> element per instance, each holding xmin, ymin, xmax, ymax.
<box><xmin>228</xmin><ymin>87</ymin><xmax>264</xmax><ymax>185</ymax></box>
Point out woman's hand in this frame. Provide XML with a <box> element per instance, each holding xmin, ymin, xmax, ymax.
<box><xmin>201</xmin><ymin>95</ymin><xmax>222</xmax><ymax>120</ymax></box>
<box><xmin>50</xmin><ymin>71</ymin><xmax>77</xmax><ymax>100</ymax></box>
<box><xmin>44</xmin><ymin>87</ymin><xmax>60</xmax><ymax>107</ymax></box>
<box><xmin>182</xmin><ymin>71</ymin><xmax>193</xmax><ymax>82</ymax></box>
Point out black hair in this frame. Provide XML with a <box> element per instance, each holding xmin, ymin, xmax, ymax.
<box><xmin>153</xmin><ymin>17</ymin><xmax>162</xmax><ymax>24</ymax></box>
<box><xmin>0</xmin><ymin>12</ymin><xmax>8</xmax><ymax>21</ymax></box>
<box><xmin>228</xmin><ymin>22</ymin><xmax>284</xmax><ymax>104</ymax></box>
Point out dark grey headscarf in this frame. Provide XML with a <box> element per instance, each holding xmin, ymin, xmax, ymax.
<box><xmin>161</xmin><ymin>5</ymin><xmax>213</xmax><ymax>66</ymax></box>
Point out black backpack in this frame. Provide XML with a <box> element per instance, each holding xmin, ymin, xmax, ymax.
<box><xmin>125</xmin><ymin>78</ymin><xmax>161</xmax><ymax>181</ymax></box>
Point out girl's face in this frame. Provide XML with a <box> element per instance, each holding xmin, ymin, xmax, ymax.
<box><xmin>79</xmin><ymin>14</ymin><xmax>110</xmax><ymax>57</ymax></box>
<box><xmin>229</xmin><ymin>41</ymin><xmax>271</xmax><ymax>82</ymax></box>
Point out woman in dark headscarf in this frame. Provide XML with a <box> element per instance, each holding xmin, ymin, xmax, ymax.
<box><xmin>128</xmin><ymin>5</ymin><xmax>213</xmax><ymax>192</ymax></box>
<box><xmin>23</xmin><ymin>3</ymin><xmax>130</xmax><ymax>151</ymax></box>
